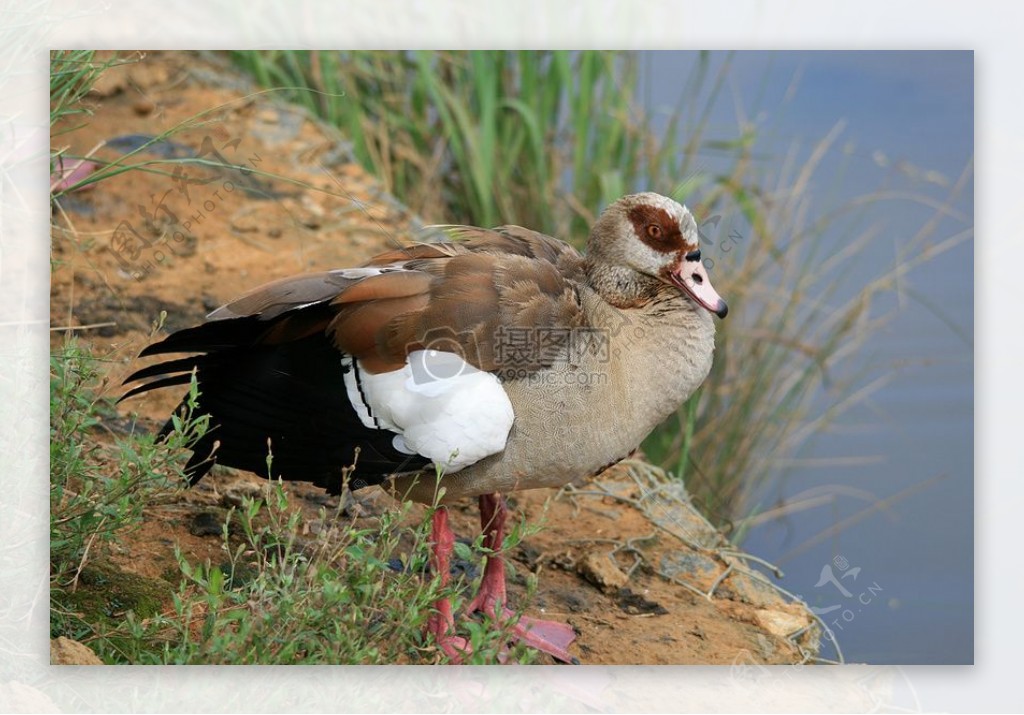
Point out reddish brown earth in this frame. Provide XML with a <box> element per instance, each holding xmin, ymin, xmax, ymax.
<box><xmin>50</xmin><ymin>51</ymin><xmax>820</xmax><ymax>665</ymax></box>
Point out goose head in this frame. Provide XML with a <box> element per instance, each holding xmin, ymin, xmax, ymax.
<box><xmin>587</xmin><ymin>192</ymin><xmax>728</xmax><ymax>318</ymax></box>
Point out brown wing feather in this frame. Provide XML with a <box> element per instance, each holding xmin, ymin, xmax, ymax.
<box><xmin>363</xmin><ymin>243</ymin><xmax>458</xmax><ymax>266</ymax></box>
<box><xmin>329</xmin><ymin>294</ymin><xmax>431</xmax><ymax>364</ymax></box>
<box><xmin>330</xmin><ymin>270</ymin><xmax>433</xmax><ymax>304</ymax></box>
<box><xmin>332</xmin><ymin>238</ymin><xmax>586</xmax><ymax>376</ymax></box>
<box><xmin>200</xmin><ymin>226</ymin><xmax>587</xmax><ymax>378</ymax></box>
<box><xmin>208</xmin><ymin>271</ymin><xmax>353</xmax><ymax>321</ymax></box>
<box><xmin>433</xmin><ymin>224</ymin><xmax>585</xmax><ymax>274</ymax></box>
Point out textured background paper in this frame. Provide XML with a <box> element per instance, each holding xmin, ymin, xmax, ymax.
<box><xmin>4</xmin><ymin>0</ymin><xmax>1012</xmax><ymax>711</ymax></box>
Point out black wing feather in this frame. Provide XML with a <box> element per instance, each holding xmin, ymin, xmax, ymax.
<box><xmin>123</xmin><ymin>312</ymin><xmax>428</xmax><ymax>493</ymax></box>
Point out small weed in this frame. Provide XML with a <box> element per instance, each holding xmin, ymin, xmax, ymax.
<box><xmin>126</xmin><ymin>484</ymin><xmax>530</xmax><ymax>664</ymax></box>
<box><xmin>49</xmin><ymin>336</ymin><xmax>207</xmax><ymax>649</ymax></box>
<box><xmin>50</xmin><ymin>339</ymin><xmax>537</xmax><ymax>664</ymax></box>
<box><xmin>50</xmin><ymin>50</ymin><xmax>133</xmax><ymax>132</ymax></box>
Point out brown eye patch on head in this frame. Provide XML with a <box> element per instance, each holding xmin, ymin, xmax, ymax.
<box><xmin>627</xmin><ymin>204</ymin><xmax>685</xmax><ymax>254</ymax></box>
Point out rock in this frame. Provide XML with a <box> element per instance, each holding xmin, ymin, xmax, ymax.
<box><xmin>189</xmin><ymin>511</ymin><xmax>223</xmax><ymax>537</ymax></box>
<box><xmin>50</xmin><ymin>636</ymin><xmax>103</xmax><ymax>665</ymax></box>
<box><xmin>578</xmin><ymin>550</ymin><xmax>629</xmax><ymax>592</ymax></box>
<box><xmin>719</xmin><ymin>568</ymin><xmax>792</xmax><ymax>609</ymax></box>
<box><xmin>344</xmin><ymin>487</ymin><xmax>392</xmax><ymax>517</ymax></box>
<box><xmin>754</xmin><ymin>607</ymin><xmax>812</xmax><ymax>640</ymax></box>
<box><xmin>220</xmin><ymin>479</ymin><xmax>265</xmax><ymax>507</ymax></box>
<box><xmin>616</xmin><ymin>587</ymin><xmax>668</xmax><ymax>615</ymax></box>
<box><xmin>659</xmin><ymin>550</ymin><xmax>719</xmax><ymax>590</ymax></box>
<box><xmin>249</xmin><ymin>106</ymin><xmax>304</xmax><ymax>146</ymax></box>
<box><xmin>133</xmin><ymin>97</ymin><xmax>156</xmax><ymax>115</ymax></box>
<box><xmin>255</xmin><ymin>108</ymin><xmax>280</xmax><ymax>124</ymax></box>
<box><xmin>755</xmin><ymin>633</ymin><xmax>776</xmax><ymax>660</ymax></box>
<box><xmin>88</xmin><ymin>65</ymin><xmax>127</xmax><ymax>97</ymax></box>
<box><xmin>127</xmin><ymin>60</ymin><xmax>172</xmax><ymax>90</ymax></box>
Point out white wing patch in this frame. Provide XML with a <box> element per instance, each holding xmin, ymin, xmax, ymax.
<box><xmin>329</xmin><ymin>267</ymin><xmax>388</xmax><ymax>280</ymax></box>
<box><xmin>342</xmin><ymin>351</ymin><xmax>514</xmax><ymax>473</ymax></box>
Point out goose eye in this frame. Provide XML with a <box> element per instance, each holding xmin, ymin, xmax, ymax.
<box><xmin>646</xmin><ymin>224</ymin><xmax>663</xmax><ymax>240</ymax></box>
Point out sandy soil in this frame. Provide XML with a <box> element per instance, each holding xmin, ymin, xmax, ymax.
<box><xmin>50</xmin><ymin>50</ymin><xmax>820</xmax><ymax>665</ymax></box>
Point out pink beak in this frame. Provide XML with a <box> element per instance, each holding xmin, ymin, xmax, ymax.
<box><xmin>669</xmin><ymin>257</ymin><xmax>728</xmax><ymax>318</ymax></box>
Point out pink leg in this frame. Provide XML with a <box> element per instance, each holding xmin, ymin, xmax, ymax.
<box><xmin>466</xmin><ymin>493</ymin><xmax>578</xmax><ymax>664</ymax></box>
<box><xmin>464</xmin><ymin>492</ymin><xmax>509</xmax><ymax>615</ymax></box>
<box><xmin>426</xmin><ymin>507</ymin><xmax>471</xmax><ymax>662</ymax></box>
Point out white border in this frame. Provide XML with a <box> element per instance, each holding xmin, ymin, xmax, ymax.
<box><xmin>3</xmin><ymin>0</ymin><xmax>1010</xmax><ymax>711</ymax></box>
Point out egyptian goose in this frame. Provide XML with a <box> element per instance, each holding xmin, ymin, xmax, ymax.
<box><xmin>123</xmin><ymin>192</ymin><xmax>728</xmax><ymax>663</ymax></box>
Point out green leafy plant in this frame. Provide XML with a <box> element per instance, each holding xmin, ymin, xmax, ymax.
<box><xmin>50</xmin><ymin>50</ymin><xmax>129</xmax><ymax>131</ymax></box>
<box><xmin>118</xmin><ymin>485</ymin><xmax>536</xmax><ymax>665</ymax></box>
<box><xmin>50</xmin><ymin>339</ymin><xmax>539</xmax><ymax>663</ymax></box>
<box><xmin>49</xmin><ymin>337</ymin><xmax>208</xmax><ymax>642</ymax></box>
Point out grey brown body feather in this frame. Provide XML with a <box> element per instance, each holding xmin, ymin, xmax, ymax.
<box><xmin>394</xmin><ymin>286</ymin><xmax>715</xmax><ymax>502</ymax></box>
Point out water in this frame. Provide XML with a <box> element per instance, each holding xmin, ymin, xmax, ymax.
<box><xmin>641</xmin><ymin>51</ymin><xmax>973</xmax><ymax>664</ymax></box>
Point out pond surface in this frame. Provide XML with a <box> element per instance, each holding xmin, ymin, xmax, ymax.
<box><xmin>642</xmin><ymin>51</ymin><xmax>973</xmax><ymax>664</ymax></box>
